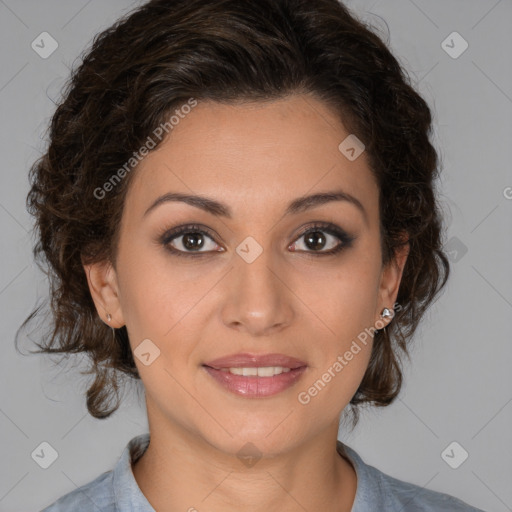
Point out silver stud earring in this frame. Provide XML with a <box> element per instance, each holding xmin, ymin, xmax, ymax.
<box><xmin>107</xmin><ymin>313</ymin><xmax>112</xmax><ymax>322</ymax></box>
<box><xmin>375</xmin><ymin>307</ymin><xmax>393</xmax><ymax>335</ymax></box>
<box><xmin>381</xmin><ymin>308</ymin><xmax>393</xmax><ymax>319</ymax></box>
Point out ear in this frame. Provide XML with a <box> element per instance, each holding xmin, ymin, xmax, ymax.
<box><xmin>375</xmin><ymin>233</ymin><xmax>410</xmax><ymax>327</ymax></box>
<box><xmin>82</xmin><ymin>257</ymin><xmax>125</xmax><ymax>328</ymax></box>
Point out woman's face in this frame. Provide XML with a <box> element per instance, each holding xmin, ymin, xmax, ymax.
<box><xmin>85</xmin><ymin>94</ymin><xmax>408</xmax><ymax>456</ymax></box>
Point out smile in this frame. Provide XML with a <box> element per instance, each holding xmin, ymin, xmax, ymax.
<box><xmin>202</xmin><ymin>365</ymin><xmax>307</xmax><ymax>397</ymax></box>
<box><xmin>212</xmin><ymin>366</ymin><xmax>292</xmax><ymax>376</ymax></box>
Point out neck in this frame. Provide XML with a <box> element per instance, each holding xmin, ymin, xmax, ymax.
<box><xmin>132</xmin><ymin>422</ymin><xmax>357</xmax><ymax>512</ymax></box>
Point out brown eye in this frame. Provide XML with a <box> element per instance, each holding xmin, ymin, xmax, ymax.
<box><xmin>304</xmin><ymin>230</ymin><xmax>328</xmax><ymax>251</ymax></box>
<box><xmin>289</xmin><ymin>223</ymin><xmax>355</xmax><ymax>256</ymax></box>
<box><xmin>177</xmin><ymin>232</ymin><xmax>206</xmax><ymax>251</ymax></box>
<box><xmin>160</xmin><ymin>224</ymin><xmax>223</xmax><ymax>258</ymax></box>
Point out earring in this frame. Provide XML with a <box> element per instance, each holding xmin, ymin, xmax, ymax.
<box><xmin>381</xmin><ymin>308</ymin><xmax>393</xmax><ymax>319</ymax></box>
<box><xmin>105</xmin><ymin>313</ymin><xmax>116</xmax><ymax>343</ymax></box>
<box><xmin>375</xmin><ymin>307</ymin><xmax>394</xmax><ymax>335</ymax></box>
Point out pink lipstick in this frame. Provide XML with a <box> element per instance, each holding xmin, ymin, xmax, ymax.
<box><xmin>202</xmin><ymin>352</ymin><xmax>307</xmax><ymax>398</ymax></box>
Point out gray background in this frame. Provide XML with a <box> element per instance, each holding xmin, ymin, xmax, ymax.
<box><xmin>1</xmin><ymin>0</ymin><xmax>511</xmax><ymax>511</ymax></box>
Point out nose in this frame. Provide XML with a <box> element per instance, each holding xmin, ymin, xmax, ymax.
<box><xmin>220</xmin><ymin>246</ymin><xmax>295</xmax><ymax>337</ymax></box>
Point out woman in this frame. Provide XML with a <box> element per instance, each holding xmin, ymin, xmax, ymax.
<box><xmin>21</xmin><ymin>0</ymin><xmax>485</xmax><ymax>510</ymax></box>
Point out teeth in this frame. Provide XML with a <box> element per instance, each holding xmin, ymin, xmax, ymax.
<box><xmin>218</xmin><ymin>366</ymin><xmax>292</xmax><ymax>376</ymax></box>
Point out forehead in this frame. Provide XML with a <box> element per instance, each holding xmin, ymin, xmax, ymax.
<box><xmin>123</xmin><ymin>95</ymin><xmax>379</xmax><ymax>225</ymax></box>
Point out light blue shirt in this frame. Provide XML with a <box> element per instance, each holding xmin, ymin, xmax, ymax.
<box><xmin>40</xmin><ymin>433</ymin><xmax>486</xmax><ymax>511</ymax></box>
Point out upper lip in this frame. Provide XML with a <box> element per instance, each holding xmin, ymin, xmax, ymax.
<box><xmin>203</xmin><ymin>353</ymin><xmax>307</xmax><ymax>369</ymax></box>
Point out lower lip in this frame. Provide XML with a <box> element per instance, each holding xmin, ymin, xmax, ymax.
<box><xmin>202</xmin><ymin>366</ymin><xmax>307</xmax><ymax>398</ymax></box>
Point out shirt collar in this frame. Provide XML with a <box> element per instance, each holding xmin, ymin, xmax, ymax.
<box><xmin>113</xmin><ymin>432</ymin><xmax>155</xmax><ymax>511</ymax></box>
<box><xmin>337</xmin><ymin>439</ymin><xmax>379</xmax><ymax>511</ymax></box>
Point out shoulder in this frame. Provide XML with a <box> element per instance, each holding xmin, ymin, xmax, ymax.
<box><xmin>39</xmin><ymin>470</ymin><xmax>114</xmax><ymax>511</ymax></box>
<box><xmin>338</xmin><ymin>441</ymin><xmax>486</xmax><ymax>512</ymax></box>
<box><xmin>39</xmin><ymin>433</ymin><xmax>152</xmax><ymax>512</ymax></box>
<box><xmin>372</xmin><ymin>467</ymin><xmax>485</xmax><ymax>511</ymax></box>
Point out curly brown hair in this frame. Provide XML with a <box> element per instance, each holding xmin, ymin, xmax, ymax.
<box><xmin>16</xmin><ymin>0</ymin><xmax>450</xmax><ymax>427</ymax></box>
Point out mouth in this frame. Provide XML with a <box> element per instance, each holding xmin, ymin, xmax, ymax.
<box><xmin>202</xmin><ymin>353</ymin><xmax>308</xmax><ymax>398</ymax></box>
<box><xmin>203</xmin><ymin>366</ymin><xmax>301</xmax><ymax>376</ymax></box>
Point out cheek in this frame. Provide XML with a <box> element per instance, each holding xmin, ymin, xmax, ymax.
<box><xmin>115</xmin><ymin>244</ymin><xmax>179</xmax><ymax>337</ymax></box>
<box><xmin>116</xmin><ymin>249</ymin><xmax>218</xmax><ymax>365</ymax></box>
<box><xmin>302</xmin><ymin>287</ymin><xmax>375</xmax><ymax>413</ymax></box>
<box><xmin>299</xmin><ymin>254</ymin><xmax>379</xmax><ymax>388</ymax></box>
<box><xmin>302</xmin><ymin>255</ymin><xmax>381</xmax><ymax>335</ymax></box>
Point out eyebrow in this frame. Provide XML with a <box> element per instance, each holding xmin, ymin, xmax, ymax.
<box><xmin>143</xmin><ymin>189</ymin><xmax>368</xmax><ymax>224</ymax></box>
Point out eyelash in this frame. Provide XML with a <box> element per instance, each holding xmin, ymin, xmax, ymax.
<box><xmin>158</xmin><ymin>222</ymin><xmax>355</xmax><ymax>259</ymax></box>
